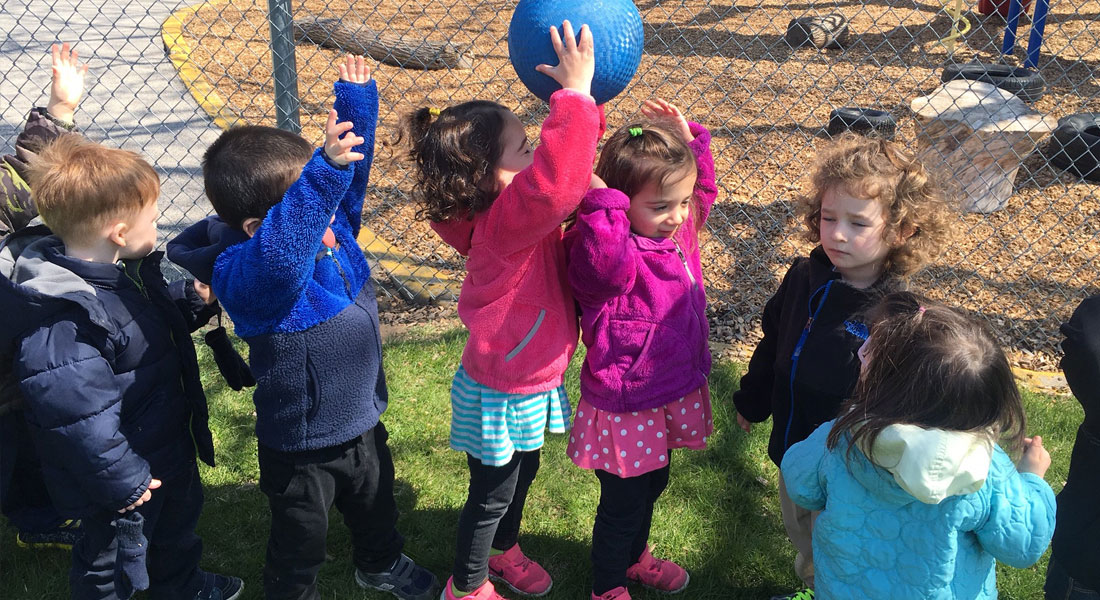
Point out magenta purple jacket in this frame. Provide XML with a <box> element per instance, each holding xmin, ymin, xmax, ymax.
<box><xmin>565</xmin><ymin>122</ymin><xmax>717</xmax><ymax>412</ymax></box>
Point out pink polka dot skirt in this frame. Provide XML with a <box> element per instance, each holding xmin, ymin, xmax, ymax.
<box><xmin>567</xmin><ymin>385</ymin><xmax>713</xmax><ymax>477</ymax></box>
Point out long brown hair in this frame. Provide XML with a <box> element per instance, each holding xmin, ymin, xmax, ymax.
<box><xmin>827</xmin><ymin>292</ymin><xmax>1027</xmax><ymax>458</ymax></box>
<box><xmin>396</xmin><ymin>101</ymin><xmax>510</xmax><ymax>222</ymax></box>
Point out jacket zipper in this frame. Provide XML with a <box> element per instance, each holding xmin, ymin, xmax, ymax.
<box><xmin>326</xmin><ymin>248</ymin><xmax>353</xmax><ymax>297</ymax></box>
<box><xmin>784</xmin><ymin>280</ymin><xmax>835</xmax><ymax>451</ymax></box>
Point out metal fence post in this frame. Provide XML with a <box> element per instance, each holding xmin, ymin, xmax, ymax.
<box><xmin>268</xmin><ymin>0</ymin><xmax>301</xmax><ymax>133</ymax></box>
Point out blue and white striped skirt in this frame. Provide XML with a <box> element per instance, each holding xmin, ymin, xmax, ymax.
<box><xmin>448</xmin><ymin>365</ymin><xmax>571</xmax><ymax>466</ymax></box>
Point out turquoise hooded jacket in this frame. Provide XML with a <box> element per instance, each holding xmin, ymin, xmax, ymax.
<box><xmin>781</xmin><ymin>420</ymin><xmax>1055</xmax><ymax>599</ymax></box>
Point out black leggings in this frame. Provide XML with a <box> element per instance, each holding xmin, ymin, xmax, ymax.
<box><xmin>591</xmin><ymin>458</ymin><xmax>671</xmax><ymax>595</ymax></box>
<box><xmin>452</xmin><ymin>450</ymin><xmax>540</xmax><ymax>591</ymax></box>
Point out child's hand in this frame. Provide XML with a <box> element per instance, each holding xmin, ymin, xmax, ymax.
<box><xmin>324</xmin><ymin>109</ymin><xmax>365</xmax><ymax>166</ymax></box>
<box><xmin>1017</xmin><ymin>436</ymin><xmax>1051</xmax><ymax>477</ymax></box>
<box><xmin>118</xmin><ymin>478</ymin><xmax>161</xmax><ymax>513</ymax></box>
<box><xmin>641</xmin><ymin>99</ymin><xmax>693</xmax><ymax>143</ymax></box>
<box><xmin>534</xmin><ymin>20</ymin><xmax>595</xmax><ymax>97</ymax></box>
<box><xmin>338</xmin><ymin>54</ymin><xmax>371</xmax><ymax>84</ymax></box>
<box><xmin>590</xmin><ymin>173</ymin><xmax>607</xmax><ymax>189</ymax></box>
<box><xmin>47</xmin><ymin>42</ymin><xmax>88</xmax><ymax>124</ymax></box>
<box><xmin>736</xmin><ymin>412</ymin><xmax>752</xmax><ymax>433</ymax></box>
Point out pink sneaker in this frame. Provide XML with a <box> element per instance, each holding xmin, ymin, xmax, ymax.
<box><xmin>486</xmin><ymin>543</ymin><xmax>553</xmax><ymax>597</ymax></box>
<box><xmin>439</xmin><ymin>577</ymin><xmax>504</xmax><ymax>600</ymax></box>
<box><xmin>592</xmin><ymin>586</ymin><xmax>632</xmax><ymax>600</ymax></box>
<box><xmin>625</xmin><ymin>546</ymin><xmax>689</xmax><ymax>594</ymax></box>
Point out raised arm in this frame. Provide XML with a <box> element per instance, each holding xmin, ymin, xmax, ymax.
<box><xmin>687</xmin><ymin>122</ymin><xmax>717</xmax><ymax>225</ymax></box>
<box><xmin>483</xmin><ymin>89</ymin><xmax>600</xmax><ymax>256</ymax></box>
<box><xmin>568</xmin><ymin>188</ymin><xmax>638</xmax><ymax>305</ymax></box>
<box><xmin>974</xmin><ymin>449</ymin><xmax>1056</xmax><ymax>567</ymax></box>
<box><xmin>214</xmin><ymin>148</ymin><xmax>354</xmax><ymax>320</ymax></box>
<box><xmin>332</xmin><ymin>56</ymin><xmax>378</xmax><ymax>236</ymax></box>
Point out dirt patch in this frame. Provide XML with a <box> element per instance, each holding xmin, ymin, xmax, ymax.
<box><xmin>180</xmin><ymin>0</ymin><xmax>1100</xmax><ymax>370</ymax></box>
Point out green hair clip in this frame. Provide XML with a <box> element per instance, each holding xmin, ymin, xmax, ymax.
<box><xmin>629</xmin><ymin>127</ymin><xmax>644</xmax><ymax>137</ymax></box>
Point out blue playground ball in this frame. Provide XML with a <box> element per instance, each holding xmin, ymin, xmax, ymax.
<box><xmin>508</xmin><ymin>0</ymin><xmax>645</xmax><ymax>104</ymax></box>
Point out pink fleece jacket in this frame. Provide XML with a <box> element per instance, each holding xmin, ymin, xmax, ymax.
<box><xmin>431</xmin><ymin>89</ymin><xmax>600</xmax><ymax>394</ymax></box>
<box><xmin>564</xmin><ymin>123</ymin><xmax>718</xmax><ymax>412</ymax></box>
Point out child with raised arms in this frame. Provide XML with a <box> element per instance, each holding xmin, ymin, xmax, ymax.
<box><xmin>399</xmin><ymin>21</ymin><xmax>599</xmax><ymax>600</ymax></box>
<box><xmin>732</xmin><ymin>133</ymin><xmax>954</xmax><ymax>600</ymax></box>
<box><xmin>563</xmin><ymin>99</ymin><xmax>717</xmax><ymax>600</ymax></box>
<box><xmin>782</xmin><ymin>292</ymin><xmax>1055</xmax><ymax>599</ymax></box>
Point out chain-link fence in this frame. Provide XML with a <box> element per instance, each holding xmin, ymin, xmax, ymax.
<box><xmin>2</xmin><ymin>0</ymin><xmax>1098</xmax><ymax>370</ymax></box>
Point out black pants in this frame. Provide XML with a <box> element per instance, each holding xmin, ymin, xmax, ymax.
<box><xmin>71</xmin><ymin>463</ymin><xmax>205</xmax><ymax>600</ymax></box>
<box><xmin>452</xmin><ymin>450</ymin><xmax>540</xmax><ymax>592</ymax></box>
<box><xmin>259</xmin><ymin>423</ymin><xmax>404</xmax><ymax>600</ymax></box>
<box><xmin>591</xmin><ymin>459</ymin><xmax>671</xmax><ymax>596</ymax></box>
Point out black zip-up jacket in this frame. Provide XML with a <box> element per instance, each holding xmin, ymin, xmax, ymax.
<box><xmin>1050</xmin><ymin>294</ymin><xmax>1100</xmax><ymax>591</ymax></box>
<box><xmin>733</xmin><ymin>246</ymin><xmax>898</xmax><ymax>465</ymax></box>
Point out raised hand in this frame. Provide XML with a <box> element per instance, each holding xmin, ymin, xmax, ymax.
<box><xmin>338</xmin><ymin>54</ymin><xmax>371</xmax><ymax>84</ymax></box>
<box><xmin>534</xmin><ymin>20</ymin><xmax>595</xmax><ymax>96</ymax></box>
<box><xmin>324</xmin><ymin>108</ymin><xmax>364</xmax><ymax>166</ymax></box>
<box><xmin>641</xmin><ymin>98</ymin><xmax>693</xmax><ymax>143</ymax></box>
<box><xmin>1017</xmin><ymin>435</ymin><xmax>1051</xmax><ymax>477</ymax></box>
<box><xmin>47</xmin><ymin>42</ymin><xmax>88</xmax><ymax>124</ymax></box>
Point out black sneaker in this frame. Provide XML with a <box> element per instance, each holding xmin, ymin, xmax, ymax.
<box><xmin>770</xmin><ymin>589</ymin><xmax>814</xmax><ymax>600</ymax></box>
<box><xmin>194</xmin><ymin>572</ymin><xmax>243</xmax><ymax>600</ymax></box>
<box><xmin>354</xmin><ymin>553</ymin><xmax>438</xmax><ymax>600</ymax></box>
<box><xmin>15</xmin><ymin>519</ymin><xmax>83</xmax><ymax>550</ymax></box>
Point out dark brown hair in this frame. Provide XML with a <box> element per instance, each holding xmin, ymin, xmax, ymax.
<box><xmin>202</xmin><ymin>125</ymin><xmax>313</xmax><ymax>229</ymax></box>
<box><xmin>397</xmin><ymin>101</ymin><xmax>510</xmax><ymax>222</ymax></box>
<box><xmin>27</xmin><ymin>134</ymin><xmax>160</xmax><ymax>244</ymax></box>
<box><xmin>827</xmin><ymin>292</ymin><xmax>1026</xmax><ymax>458</ymax></box>
<box><xmin>797</xmin><ymin>133</ymin><xmax>954</xmax><ymax>278</ymax></box>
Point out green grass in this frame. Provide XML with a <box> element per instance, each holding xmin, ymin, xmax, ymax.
<box><xmin>0</xmin><ymin>325</ymin><xmax>1084</xmax><ymax>599</ymax></box>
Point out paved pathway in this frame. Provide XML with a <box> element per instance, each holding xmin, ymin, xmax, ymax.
<box><xmin>0</xmin><ymin>0</ymin><xmax>220</xmax><ymax>262</ymax></box>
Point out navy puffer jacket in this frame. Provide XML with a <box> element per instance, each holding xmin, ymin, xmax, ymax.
<box><xmin>0</xmin><ymin>228</ymin><xmax>216</xmax><ymax>516</ymax></box>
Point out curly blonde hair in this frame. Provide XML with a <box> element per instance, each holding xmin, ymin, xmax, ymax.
<box><xmin>797</xmin><ymin>133</ymin><xmax>954</xmax><ymax>277</ymax></box>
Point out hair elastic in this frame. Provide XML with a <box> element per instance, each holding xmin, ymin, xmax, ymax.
<box><xmin>917</xmin><ymin>306</ymin><xmax>926</xmax><ymax>314</ymax></box>
<box><xmin>629</xmin><ymin>127</ymin><xmax>644</xmax><ymax>137</ymax></box>
<box><xmin>428</xmin><ymin>107</ymin><xmax>441</xmax><ymax>116</ymax></box>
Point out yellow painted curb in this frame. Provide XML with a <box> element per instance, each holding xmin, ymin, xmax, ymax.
<box><xmin>1013</xmin><ymin>367</ymin><xmax>1069</xmax><ymax>395</ymax></box>
<box><xmin>161</xmin><ymin>0</ymin><xmax>241</xmax><ymax>131</ymax></box>
<box><xmin>161</xmin><ymin>1</ymin><xmax>461</xmax><ymax>302</ymax></box>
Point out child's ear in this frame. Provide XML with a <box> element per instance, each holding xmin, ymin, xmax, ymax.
<box><xmin>241</xmin><ymin>217</ymin><xmax>263</xmax><ymax>238</ymax></box>
<box><xmin>106</xmin><ymin>221</ymin><xmax>129</xmax><ymax>248</ymax></box>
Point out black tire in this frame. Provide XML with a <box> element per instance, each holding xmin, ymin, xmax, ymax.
<box><xmin>1046</xmin><ymin>113</ymin><xmax>1100</xmax><ymax>182</ymax></box>
<box><xmin>826</xmin><ymin>107</ymin><xmax>897</xmax><ymax>139</ymax></box>
<box><xmin>940</xmin><ymin>63</ymin><xmax>1045</xmax><ymax>103</ymax></box>
<box><xmin>785</xmin><ymin>14</ymin><xmax>849</xmax><ymax>49</ymax></box>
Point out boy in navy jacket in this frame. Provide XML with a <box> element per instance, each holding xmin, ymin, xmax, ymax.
<box><xmin>168</xmin><ymin>56</ymin><xmax>437</xmax><ymax>600</ymax></box>
<box><xmin>0</xmin><ymin>135</ymin><xmax>239</xmax><ymax>597</ymax></box>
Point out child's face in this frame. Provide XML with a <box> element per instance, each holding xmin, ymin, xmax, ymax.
<box><xmin>492</xmin><ymin>111</ymin><xmax>534</xmax><ymax>192</ymax></box>
<box><xmin>819</xmin><ymin>185</ymin><xmax>892</xmax><ymax>287</ymax></box>
<box><xmin>117</xmin><ymin>199</ymin><xmax>159</xmax><ymax>260</ymax></box>
<box><xmin>626</xmin><ymin>166</ymin><xmax>696</xmax><ymax>239</ymax></box>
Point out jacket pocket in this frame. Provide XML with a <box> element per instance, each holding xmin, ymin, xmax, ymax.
<box><xmin>304</xmin><ymin>353</ymin><xmax>322</xmax><ymax>422</ymax></box>
<box><xmin>616</xmin><ymin>321</ymin><xmax>655</xmax><ymax>380</ymax></box>
<box><xmin>505</xmin><ymin>308</ymin><xmax>547</xmax><ymax>362</ymax></box>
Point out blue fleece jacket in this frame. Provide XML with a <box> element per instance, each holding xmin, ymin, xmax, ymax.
<box><xmin>782</xmin><ymin>421</ymin><xmax>1056</xmax><ymax>600</ymax></box>
<box><xmin>169</xmin><ymin>80</ymin><xmax>386</xmax><ymax>452</ymax></box>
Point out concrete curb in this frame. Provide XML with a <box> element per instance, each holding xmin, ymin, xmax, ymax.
<box><xmin>160</xmin><ymin>0</ymin><xmax>460</xmax><ymax>303</ymax></box>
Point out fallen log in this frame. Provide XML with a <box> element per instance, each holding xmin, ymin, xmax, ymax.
<box><xmin>294</xmin><ymin>18</ymin><xmax>473</xmax><ymax>70</ymax></box>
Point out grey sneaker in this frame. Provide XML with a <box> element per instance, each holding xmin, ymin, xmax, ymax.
<box><xmin>355</xmin><ymin>553</ymin><xmax>439</xmax><ymax>600</ymax></box>
<box><xmin>194</xmin><ymin>573</ymin><xmax>243</xmax><ymax>600</ymax></box>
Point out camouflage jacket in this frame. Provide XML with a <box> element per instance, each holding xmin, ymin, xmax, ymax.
<box><xmin>1</xmin><ymin>108</ymin><xmax>75</xmax><ymax>238</ymax></box>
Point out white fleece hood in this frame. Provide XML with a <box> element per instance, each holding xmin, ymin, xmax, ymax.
<box><xmin>860</xmin><ymin>423</ymin><xmax>994</xmax><ymax>505</ymax></box>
